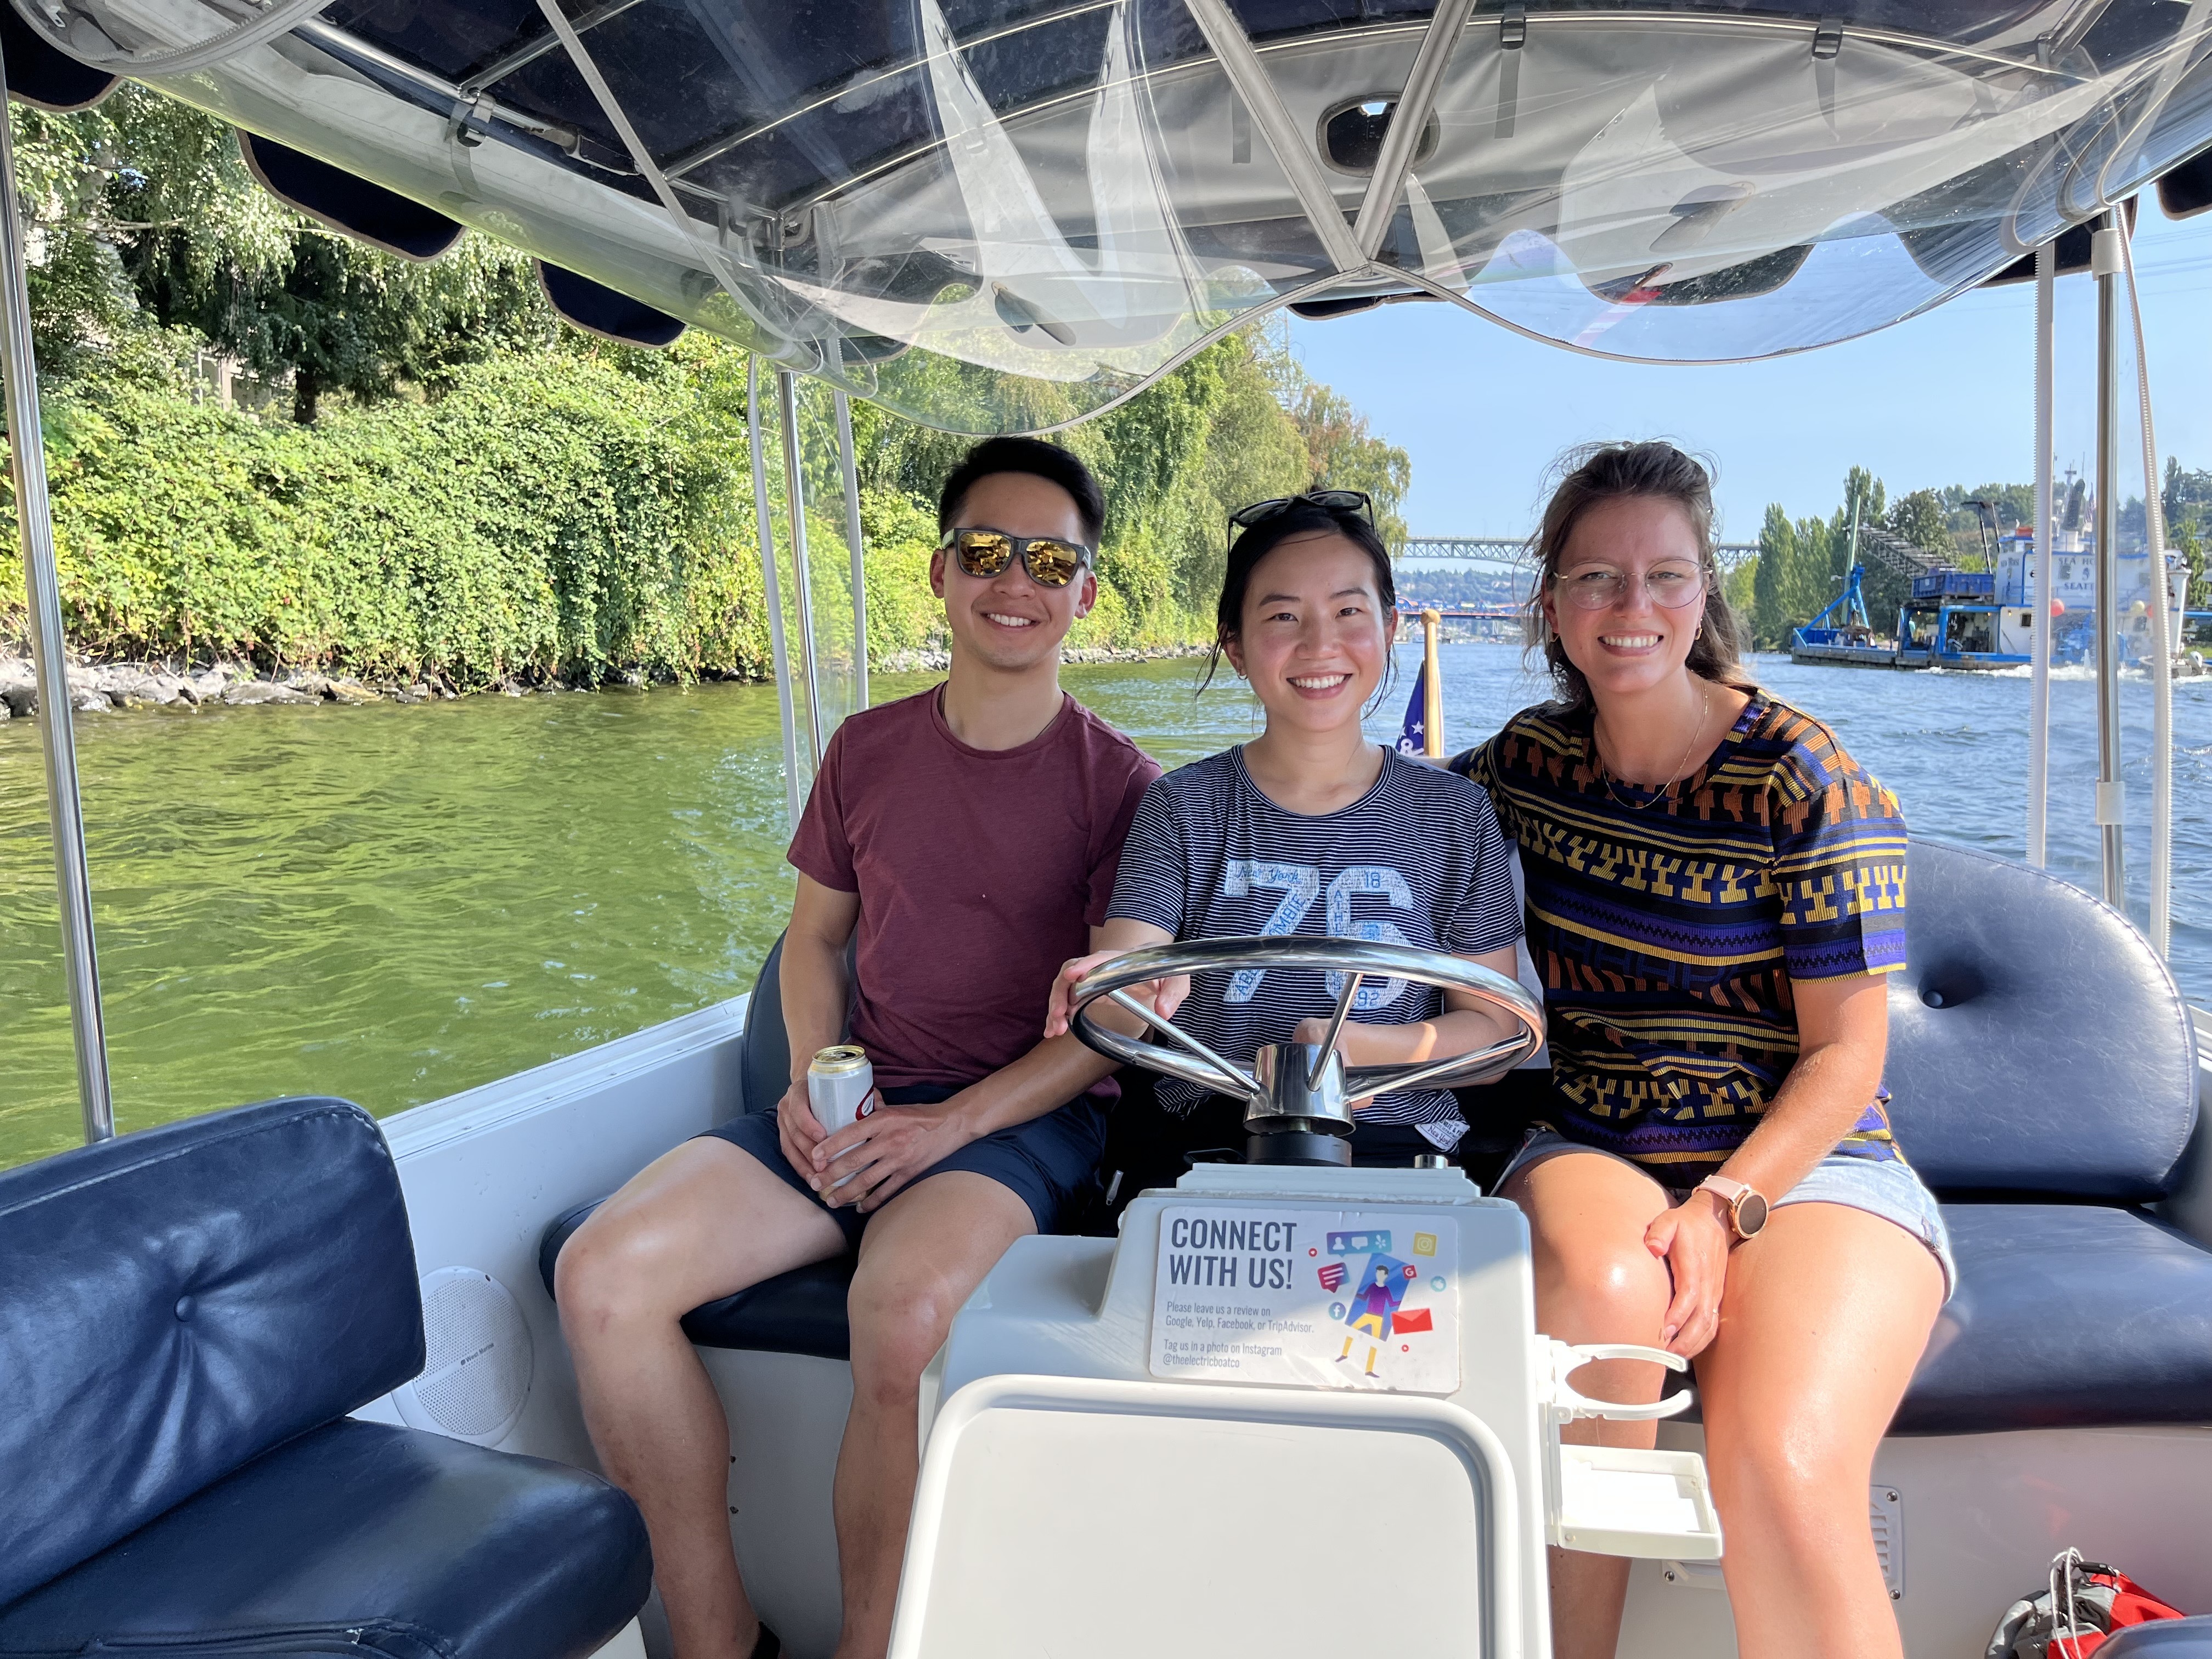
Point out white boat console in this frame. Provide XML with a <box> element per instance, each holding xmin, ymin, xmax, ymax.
<box><xmin>893</xmin><ymin>1160</ymin><xmax>1720</xmax><ymax>1659</ymax></box>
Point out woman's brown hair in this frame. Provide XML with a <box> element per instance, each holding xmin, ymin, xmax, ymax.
<box><xmin>1523</xmin><ymin>441</ymin><xmax>1756</xmax><ymax>714</ymax></box>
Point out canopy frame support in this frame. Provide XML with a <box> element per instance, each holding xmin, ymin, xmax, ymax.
<box><xmin>2028</xmin><ymin>239</ymin><xmax>2055</xmax><ymax>867</ymax></box>
<box><xmin>0</xmin><ymin>47</ymin><xmax>116</xmax><ymax>1142</ymax></box>
<box><xmin>2091</xmin><ymin>215</ymin><xmax>2125</xmax><ymax>907</ymax></box>
<box><xmin>1351</xmin><ymin>0</ymin><xmax>1477</xmax><ymax>259</ymax></box>
<box><xmin>2119</xmin><ymin>223</ymin><xmax>2175</xmax><ymax>958</ymax></box>
<box><xmin>834</xmin><ymin>390</ymin><xmax>869</xmax><ymax>714</ymax></box>
<box><xmin>777</xmin><ymin>368</ymin><xmax>826</xmax><ymax>767</ymax></box>
<box><xmin>748</xmin><ymin>358</ymin><xmax>805</xmax><ymax>829</ymax></box>
<box><xmin>1179</xmin><ymin>0</ymin><xmax>1367</xmax><ymax>273</ymax></box>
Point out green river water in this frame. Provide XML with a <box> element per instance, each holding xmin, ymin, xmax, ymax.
<box><xmin>5</xmin><ymin>649</ymin><xmax>2208</xmax><ymax>1168</ymax></box>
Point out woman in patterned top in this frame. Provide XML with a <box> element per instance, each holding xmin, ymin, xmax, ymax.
<box><xmin>1452</xmin><ymin>443</ymin><xmax>1953</xmax><ymax>1659</ymax></box>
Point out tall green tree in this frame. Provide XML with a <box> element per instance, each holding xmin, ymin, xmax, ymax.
<box><xmin>1753</xmin><ymin>503</ymin><xmax>1793</xmax><ymax>648</ymax></box>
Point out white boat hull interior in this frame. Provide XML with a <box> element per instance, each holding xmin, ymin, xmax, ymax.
<box><xmin>350</xmin><ymin>985</ymin><xmax>2212</xmax><ymax>1659</ymax></box>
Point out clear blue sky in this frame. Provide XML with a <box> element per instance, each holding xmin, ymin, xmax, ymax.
<box><xmin>1284</xmin><ymin>200</ymin><xmax>2212</xmax><ymax>542</ymax></box>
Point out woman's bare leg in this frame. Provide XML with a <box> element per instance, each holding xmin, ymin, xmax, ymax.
<box><xmin>1501</xmin><ymin>1150</ymin><xmax>1674</xmax><ymax>1659</ymax></box>
<box><xmin>558</xmin><ymin>1138</ymin><xmax>847</xmax><ymax>1659</ymax></box>
<box><xmin>831</xmin><ymin>1171</ymin><xmax>1036</xmax><ymax>1659</ymax></box>
<box><xmin>1696</xmin><ymin>1201</ymin><xmax>1943</xmax><ymax>1659</ymax></box>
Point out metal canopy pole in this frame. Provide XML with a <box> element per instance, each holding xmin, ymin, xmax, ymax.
<box><xmin>747</xmin><ymin>358</ymin><xmax>804</xmax><ymax>830</ymax></box>
<box><xmin>1179</xmin><ymin>0</ymin><xmax>1367</xmax><ymax>273</ymax></box>
<box><xmin>833</xmin><ymin>390</ymin><xmax>868</xmax><ymax>713</ymax></box>
<box><xmin>0</xmin><ymin>60</ymin><xmax>115</xmax><ymax>1142</ymax></box>
<box><xmin>1351</xmin><ymin>0</ymin><xmax>1477</xmax><ymax>259</ymax></box>
<box><xmin>2028</xmin><ymin>239</ymin><xmax>2055</xmax><ymax>868</ymax></box>
<box><xmin>2091</xmin><ymin>215</ymin><xmax>2125</xmax><ymax>907</ymax></box>
<box><xmin>776</xmin><ymin>369</ymin><xmax>826</xmax><ymax>765</ymax></box>
<box><xmin>2119</xmin><ymin>224</ymin><xmax>2175</xmax><ymax>957</ymax></box>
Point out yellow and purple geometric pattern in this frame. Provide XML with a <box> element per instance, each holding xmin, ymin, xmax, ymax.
<box><xmin>1453</xmin><ymin>694</ymin><xmax>1910</xmax><ymax>1177</ymax></box>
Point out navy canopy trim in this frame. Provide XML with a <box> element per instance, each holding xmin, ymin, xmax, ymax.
<box><xmin>236</xmin><ymin>131</ymin><xmax>463</xmax><ymax>262</ymax></box>
<box><xmin>2158</xmin><ymin>145</ymin><xmax>2212</xmax><ymax>221</ymax></box>
<box><xmin>536</xmin><ymin>262</ymin><xmax>685</xmax><ymax>349</ymax></box>
<box><xmin>1</xmin><ymin>2</ymin><xmax>116</xmax><ymax>111</ymax></box>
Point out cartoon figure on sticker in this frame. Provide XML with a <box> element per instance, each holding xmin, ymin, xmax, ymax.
<box><xmin>1337</xmin><ymin>1252</ymin><xmax>1416</xmax><ymax>1376</ymax></box>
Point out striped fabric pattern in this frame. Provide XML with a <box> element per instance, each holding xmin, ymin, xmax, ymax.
<box><xmin>1454</xmin><ymin>692</ymin><xmax>1910</xmax><ymax>1175</ymax></box>
<box><xmin>1108</xmin><ymin>747</ymin><xmax>1523</xmax><ymax>1142</ymax></box>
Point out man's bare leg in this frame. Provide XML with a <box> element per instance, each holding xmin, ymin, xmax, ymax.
<box><xmin>558</xmin><ymin>1138</ymin><xmax>846</xmax><ymax>1659</ymax></box>
<box><xmin>830</xmin><ymin>1172</ymin><xmax>1036</xmax><ymax>1659</ymax></box>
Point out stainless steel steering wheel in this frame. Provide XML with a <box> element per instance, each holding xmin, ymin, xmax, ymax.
<box><xmin>1068</xmin><ymin>936</ymin><xmax>1545</xmax><ymax>1144</ymax></box>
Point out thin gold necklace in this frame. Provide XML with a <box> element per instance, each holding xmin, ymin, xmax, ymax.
<box><xmin>1593</xmin><ymin>683</ymin><xmax>1710</xmax><ymax>811</ymax></box>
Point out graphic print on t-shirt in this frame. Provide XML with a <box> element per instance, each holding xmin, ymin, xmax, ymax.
<box><xmin>1108</xmin><ymin>748</ymin><xmax>1522</xmax><ymax>1141</ymax></box>
<box><xmin>1222</xmin><ymin>861</ymin><xmax>1413</xmax><ymax>1009</ymax></box>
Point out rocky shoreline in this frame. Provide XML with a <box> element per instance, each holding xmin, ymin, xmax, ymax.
<box><xmin>0</xmin><ymin>641</ymin><xmax>1214</xmax><ymax>719</ymax></box>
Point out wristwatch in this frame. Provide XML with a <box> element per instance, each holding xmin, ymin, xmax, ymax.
<box><xmin>1696</xmin><ymin>1174</ymin><xmax>1770</xmax><ymax>1243</ymax></box>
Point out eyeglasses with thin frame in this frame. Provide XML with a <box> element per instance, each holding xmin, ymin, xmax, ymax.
<box><xmin>1228</xmin><ymin>489</ymin><xmax>1375</xmax><ymax>539</ymax></box>
<box><xmin>1551</xmin><ymin>560</ymin><xmax>1708</xmax><ymax>612</ymax></box>
<box><xmin>940</xmin><ymin>526</ymin><xmax>1094</xmax><ymax>588</ymax></box>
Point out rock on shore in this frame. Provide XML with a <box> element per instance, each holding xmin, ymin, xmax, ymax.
<box><xmin>0</xmin><ymin>639</ymin><xmax>1214</xmax><ymax>717</ymax></box>
<box><xmin>0</xmin><ymin>656</ymin><xmax>414</xmax><ymax>715</ymax></box>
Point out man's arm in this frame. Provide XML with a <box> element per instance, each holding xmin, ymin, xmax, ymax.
<box><xmin>772</xmin><ymin>873</ymin><xmax>862</xmax><ymax>1176</ymax></box>
<box><xmin>804</xmin><ymin>922</ymin><xmax>1127</xmax><ymax>1215</ymax></box>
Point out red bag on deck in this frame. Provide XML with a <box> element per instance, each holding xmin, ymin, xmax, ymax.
<box><xmin>1985</xmin><ymin>1550</ymin><xmax>2189</xmax><ymax>1658</ymax></box>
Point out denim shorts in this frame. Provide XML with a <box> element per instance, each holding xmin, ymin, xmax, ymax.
<box><xmin>701</xmin><ymin>1084</ymin><xmax>1109</xmax><ymax>1250</ymax></box>
<box><xmin>1497</xmin><ymin>1128</ymin><xmax>1956</xmax><ymax>1301</ymax></box>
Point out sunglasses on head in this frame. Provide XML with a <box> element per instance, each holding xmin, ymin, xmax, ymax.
<box><xmin>1228</xmin><ymin>489</ymin><xmax>1375</xmax><ymax>538</ymax></box>
<box><xmin>940</xmin><ymin>526</ymin><xmax>1094</xmax><ymax>588</ymax></box>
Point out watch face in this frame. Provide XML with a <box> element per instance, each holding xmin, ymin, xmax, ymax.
<box><xmin>1736</xmin><ymin>1191</ymin><xmax>1770</xmax><ymax>1238</ymax></box>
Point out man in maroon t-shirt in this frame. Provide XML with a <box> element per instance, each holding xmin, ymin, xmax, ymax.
<box><xmin>557</xmin><ymin>438</ymin><xmax>1159</xmax><ymax>1659</ymax></box>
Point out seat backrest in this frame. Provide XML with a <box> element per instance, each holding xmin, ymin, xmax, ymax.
<box><xmin>1884</xmin><ymin>839</ymin><xmax>2199</xmax><ymax>1200</ymax></box>
<box><xmin>0</xmin><ymin>1097</ymin><xmax>424</xmax><ymax>1606</ymax></box>
<box><xmin>740</xmin><ymin>931</ymin><xmax>791</xmax><ymax>1116</ymax></box>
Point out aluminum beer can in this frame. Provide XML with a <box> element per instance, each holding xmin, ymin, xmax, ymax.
<box><xmin>808</xmin><ymin>1045</ymin><xmax>874</xmax><ymax>1134</ymax></box>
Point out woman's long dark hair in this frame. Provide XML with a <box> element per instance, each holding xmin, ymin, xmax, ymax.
<box><xmin>1200</xmin><ymin>501</ymin><xmax>1398</xmax><ymax>708</ymax></box>
<box><xmin>1525</xmin><ymin>441</ymin><xmax>1756</xmax><ymax>714</ymax></box>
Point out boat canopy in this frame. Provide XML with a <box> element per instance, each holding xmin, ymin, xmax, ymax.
<box><xmin>3</xmin><ymin>0</ymin><xmax>2209</xmax><ymax>431</ymax></box>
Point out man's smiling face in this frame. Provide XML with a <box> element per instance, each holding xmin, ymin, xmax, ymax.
<box><xmin>931</xmin><ymin>471</ymin><xmax>1097</xmax><ymax>674</ymax></box>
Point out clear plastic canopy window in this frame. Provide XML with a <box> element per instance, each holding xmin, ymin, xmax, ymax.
<box><xmin>17</xmin><ymin>0</ymin><xmax>2212</xmax><ymax>432</ymax></box>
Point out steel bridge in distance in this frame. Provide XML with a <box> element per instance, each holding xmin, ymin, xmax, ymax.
<box><xmin>1400</xmin><ymin>536</ymin><xmax>1762</xmax><ymax>567</ymax></box>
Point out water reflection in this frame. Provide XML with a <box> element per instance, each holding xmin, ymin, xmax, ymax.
<box><xmin>1</xmin><ymin>649</ymin><xmax>2204</xmax><ymax>1166</ymax></box>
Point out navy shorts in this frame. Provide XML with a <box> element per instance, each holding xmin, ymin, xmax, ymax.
<box><xmin>699</xmin><ymin>1084</ymin><xmax>1110</xmax><ymax>1249</ymax></box>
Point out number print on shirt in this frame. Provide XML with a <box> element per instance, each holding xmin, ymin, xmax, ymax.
<box><xmin>1326</xmin><ymin>867</ymin><xmax>1412</xmax><ymax>1009</ymax></box>
<box><xmin>1221</xmin><ymin>860</ymin><xmax>1321</xmax><ymax>1002</ymax></box>
<box><xmin>1220</xmin><ymin>860</ymin><xmax>1413</xmax><ymax>1008</ymax></box>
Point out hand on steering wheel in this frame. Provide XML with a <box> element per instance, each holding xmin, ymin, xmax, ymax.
<box><xmin>1045</xmin><ymin>949</ymin><xmax>1188</xmax><ymax>1040</ymax></box>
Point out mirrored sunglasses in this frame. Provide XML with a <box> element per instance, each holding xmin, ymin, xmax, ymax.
<box><xmin>942</xmin><ymin>526</ymin><xmax>1093</xmax><ymax>588</ymax></box>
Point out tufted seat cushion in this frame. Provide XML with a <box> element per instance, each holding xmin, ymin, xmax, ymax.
<box><xmin>1883</xmin><ymin>841</ymin><xmax>2198</xmax><ymax>1200</ymax></box>
<box><xmin>0</xmin><ymin>1419</ymin><xmax>649</xmax><ymax>1659</ymax></box>
<box><xmin>1893</xmin><ymin>1205</ymin><xmax>2212</xmax><ymax>1434</ymax></box>
<box><xmin>0</xmin><ymin>1097</ymin><xmax>651</xmax><ymax>1652</ymax></box>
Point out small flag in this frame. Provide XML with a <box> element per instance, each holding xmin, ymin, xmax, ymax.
<box><xmin>1396</xmin><ymin>660</ymin><xmax>1427</xmax><ymax>754</ymax></box>
<box><xmin>1390</xmin><ymin>1306</ymin><xmax>1434</xmax><ymax>1335</ymax></box>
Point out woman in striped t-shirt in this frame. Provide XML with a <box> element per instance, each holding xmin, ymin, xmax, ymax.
<box><xmin>1042</xmin><ymin>493</ymin><xmax>1525</xmax><ymax>1185</ymax></box>
<box><xmin>1453</xmin><ymin>443</ymin><xmax>1951</xmax><ymax>1659</ymax></box>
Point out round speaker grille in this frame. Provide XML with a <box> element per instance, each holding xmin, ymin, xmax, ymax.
<box><xmin>395</xmin><ymin>1267</ymin><xmax>534</xmax><ymax>1446</ymax></box>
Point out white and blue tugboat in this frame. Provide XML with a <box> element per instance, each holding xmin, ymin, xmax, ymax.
<box><xmin>2</xmin><ymin>4</ymin><xmax>2209</xmax><ymax>1659</ymax></box>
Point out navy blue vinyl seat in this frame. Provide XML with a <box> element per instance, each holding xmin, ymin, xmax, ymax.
<box><xmin>0</xmin><ymin>1096</ymin><xmax>651</xmax><ymax>1659</ymax></box>
<box><xmin>1878</xmin><ymin>840</ymin><xmax>2208</xmax><ymax>1434</ymax></box>
<box><xmin>2103</xmin><ymin>1618</ymin><xmax>2212</xmax><ymax>1656</ymax></box>
<box><xmin>543</xmin><ymin>841</ymin><xmax>2212</xmax><ymax>1436</ymax></box>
